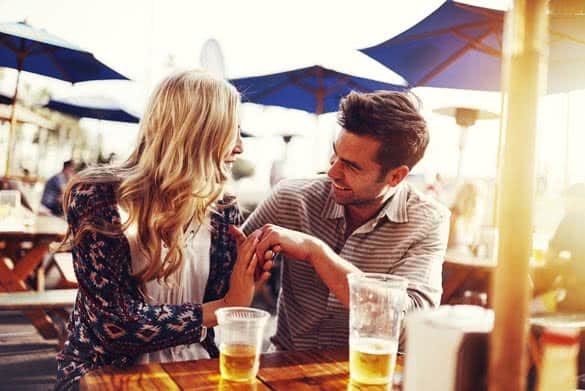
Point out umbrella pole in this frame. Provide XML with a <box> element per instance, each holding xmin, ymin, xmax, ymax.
<box><xmin>488</xmin><ymin>1</ymin><xmax>548</xmax><ymax>390</ymax></box>
<box><xmin>6</xmin><ymin>67</ymin><xmax>23</xmax><ymax>176</ymax></box>
<box><xmin>456</xmin><ymin>124</ymin><xmax>469</xmax><ymax>180</ymax></box>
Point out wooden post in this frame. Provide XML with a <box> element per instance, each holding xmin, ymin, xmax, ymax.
<box><xmin>488</xmin><ymin>1</ymin><xmax>549</xmax><ymax>390</ymax></box>
<box><xmin>6</xmin><ymin>67</ymin><xmax>22</xmax><ymax>176</ymax></box>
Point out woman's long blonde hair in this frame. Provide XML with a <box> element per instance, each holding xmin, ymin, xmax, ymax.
<box><xmin>63</xmin><ymin>69</ymin><xmax>240</xmax><ymax>283</ymax></box>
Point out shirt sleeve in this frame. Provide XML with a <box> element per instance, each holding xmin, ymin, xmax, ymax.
<box><xmin>390</xmin><ymin>212</ymin><xmax>450</xmax><ymax>311</ymax></box>
<box><xmin>68</xmin><ymin>183</ymin><xmax>205</xmax><ymax>356</ymax></box>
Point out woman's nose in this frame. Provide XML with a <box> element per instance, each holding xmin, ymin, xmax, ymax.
<box><xmin>232</xmin><ymin>133</ymin><xmax>244</xmax><ymax>155</ymax></box>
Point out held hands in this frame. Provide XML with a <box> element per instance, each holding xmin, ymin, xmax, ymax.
<box><xmin>224</xmin><ymin>226</ymin><xmax>272</xmax><ymax>307</ymax></box>
<box><xmin>255</xmin><ymin>224</ymin><xmax>320</xmax><ymax>266</ymax></box>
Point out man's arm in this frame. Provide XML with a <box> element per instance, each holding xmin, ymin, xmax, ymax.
<box><xmin>390</xmin><ymin>215</ymin><xmax>450</xmax><ymax>311</ymax></box>
<box><xmin>255</xmin><ymin>224</ymin><xmax>361</xmax><ymax>308</ymax></box>
<box><xmin>255</xmin><ymin>210</ymin><xmax>449</xmax><ymax>311</ymax></box>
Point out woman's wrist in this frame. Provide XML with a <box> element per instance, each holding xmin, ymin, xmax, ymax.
<box><xmin>222</xmin><ymin>293</ymin><xmax>232</xmax><ymax>307</ymax></box>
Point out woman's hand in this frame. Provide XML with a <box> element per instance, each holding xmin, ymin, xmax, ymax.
<box><xmin>224</xmin><ymin>226</ymin><xmax>271</xmax><ymax>307</ymax></box>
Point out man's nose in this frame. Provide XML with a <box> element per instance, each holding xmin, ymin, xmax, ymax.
<box><xmin>327</xmin><ymin>158</ymin><xmax>342</xmax><ymax>180</ymax></box>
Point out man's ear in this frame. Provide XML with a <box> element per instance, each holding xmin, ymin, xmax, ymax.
<box><xmin>386</xmin><ymin>165</ymin><xmax>410</xmax><ymax>187</ymax></box>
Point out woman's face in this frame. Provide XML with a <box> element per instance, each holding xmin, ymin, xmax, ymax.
<box><xmin>224</xmin><ymin>126</ymin><xmax>243</xmax><ymax>168</ymax></box>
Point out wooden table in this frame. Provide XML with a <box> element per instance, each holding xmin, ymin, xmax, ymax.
<box><xmin>442</xmin><ymin>250</ymin><xmax>495</xmax><ymax>306</ymax></box>
<box><xmin>442</xmin><ymin>250</ymin><xmax>546</xmax><ymax>306</ymax></box>
<box><xmin>80</xmin><ymin>348</ymin><xmax>405</xmax><ymax>390</ymax></box>
<box><xmin>0</xmin><ymin>215</ymin><xmax>67</xmax><ymax>339</ymax></box>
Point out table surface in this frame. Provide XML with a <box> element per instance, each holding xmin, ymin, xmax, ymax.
<box><xmin>0</xmin><ymin>214</ymin><xmax>67</xmax><ymax>239</ymax></box>
<box><xmin>80</xmin><ymin>347</ymin><xmax>405</xmax><ymax>390</ymax></box>
<box><xmin>445</xmin><ymin>249</ymin><xmax>496</xmax><ymax>268</ymax></box>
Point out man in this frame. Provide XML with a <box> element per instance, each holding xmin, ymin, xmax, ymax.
<box><xmin>41</xmin><ymin>160</ymin><xmax>75</xmax><ymax>217</ymax></box>
<box><xmin>241</xmin><ymin>91</ymin><xmax>450</xmax><ymax>351</ymax></box>
<box><xmin>534</xmin><ymin>182</ymin><xmax>585</xmax><ymax>311</ymax></box>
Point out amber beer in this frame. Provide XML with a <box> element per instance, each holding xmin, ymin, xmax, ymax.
<box><xmin>219</xmin><ymin>343</ymin><xmax>259</xmax><ymax>382</ymax></box>
<box><xmin>350</xmin><ymin>337</ymin><xmax>397</xmax><ymax>385</ymax></box>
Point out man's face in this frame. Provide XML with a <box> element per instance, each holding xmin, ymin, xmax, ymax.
<box><xmin>327</xmin><ymin>129</ymin><xmax>396</xmax><ymax>208</ymax></box>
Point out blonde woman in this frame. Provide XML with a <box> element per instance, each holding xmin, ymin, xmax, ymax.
<box><xmin>55</xmin><ymin>70</ymin><xmax>270</xmax><ymax>390</ymax></box>
<box><xmin>447</xmin><ymin>181</ymin><xmax>485</xmax><ymax>254</ymax></box>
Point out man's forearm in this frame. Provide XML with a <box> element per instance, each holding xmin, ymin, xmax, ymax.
<box><xmin>307</xmin><ymin>239</ymin><xmax>361</xmax><ymax>308</ymax></box>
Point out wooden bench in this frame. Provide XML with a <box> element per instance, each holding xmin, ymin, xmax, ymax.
<box><xmin>0</xmin><ymin>289</ymin><xmax>77</xmax><ymax>348</ymax></box>
<box><xmin>51</xmin><ymin>252</ymin><xmax>78</xmax><ymax>289</ymax></box>
<box><xmin>0</xmin><ymin>289</ymin><xmax>77</xmax><ymax>311</ymax></box>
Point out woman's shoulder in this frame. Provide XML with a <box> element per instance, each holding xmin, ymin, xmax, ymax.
<box><xmin>214</xmin><ymin>194</ymin><xmax>242</xmax><ymax>225</ymax></box>
<box><xmin>69</xmin><ymin>181</ymin><xmax>117</xmax><ymax>209</ymax></box>
<box><xmin>66</xmin><ymin>180</ymin><xmax>120</xmax><ymax>227</ymax></box>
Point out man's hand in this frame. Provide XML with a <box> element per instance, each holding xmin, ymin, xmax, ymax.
<box><xmin>229</xmin><ymin>225</ymin><xmax>274</xmax><ymax>281</ymax></box>
<box><xmin>255</xmin><ymin>224</ymin><xmax>321</xmax><ymax>265</ymax></box>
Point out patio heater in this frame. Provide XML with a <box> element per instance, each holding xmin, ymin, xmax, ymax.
<box><xmin>434</xmin><ymin>106</ymin><xmax>499</xmax><ymax>179</ymax></box>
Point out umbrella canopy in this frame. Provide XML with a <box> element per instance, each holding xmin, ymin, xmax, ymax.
<box><xmin>0</xmin><ymin>21</ymin><xmax>129</xmax><ymax>174</ymax></box>
<box><xmin>0</xmin><ymin>21</ymin><xmax>127</xmax><ymax>83</ymax></box>
<box><xmin>230</xmin><ymin>65</ymin><xmax>405</xmax><ymax>115</ymax></box>
<box><xmin>44</xmin><ymin>95</ymin><xmax>139</xmax><ymax>123</ymax></box>
<box><xmin>361</xmin><ymin>0</ymin><xmax>585</xmax><ymax>93</ymax></box>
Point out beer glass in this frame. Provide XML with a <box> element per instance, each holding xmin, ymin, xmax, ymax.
<box><xmin>348</xmin><ymin>273</ymin><xmax>408</xmax><ymax>385</ymax></box>
<box><xmin>215</xmin><ymin>307</ymin><xmax>270</xmax><ymax>382</ymax></box>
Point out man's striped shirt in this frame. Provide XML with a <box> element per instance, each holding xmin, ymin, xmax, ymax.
<box><xmin>242</xmin><ymin>177</ymin><xmax>450</xmax><ymax>351</ymax></box>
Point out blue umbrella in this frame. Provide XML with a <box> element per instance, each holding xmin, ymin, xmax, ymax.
<box><xmin>44</xmin><ymin>95</ymin><xmax>139</xmax><ymax>123</ymax></box>
<box><xmin>0</xmin><ymin>21</ymin><xmax>129</xmax><ymax>174</ymax></box>
<box><xmin>0</xmin><ymin>93</ymin><xmax>12</xmax><ymax>105</ymax></box>
<box><xmin>230</xmin><ymin>65</ymin><xmax>405</xmax><ymax>115</ymax></box>
<box><xmin>0</xmin><ymin>21</ymin><xmax>127</xmax><ymax>83</ymax></box>
<box><xmin>361</xmin><ymin>0</ymin><xmax>585</xmax><ymax>93</ymax></box>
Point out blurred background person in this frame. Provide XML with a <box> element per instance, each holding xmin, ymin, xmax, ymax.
<box><xmin>538</xmin><ymin>182</ymin><xmax>585</xmax><ymax>311</ymax></box>
<box><xmin>447</xmin><ymin>181</ymin><xmax>485</xmax><ymax>255</ymax></box>
<box><xmin>40</xmin><ymin>160</ymin><xmax>75</xmax><ymax>217</ymax></box>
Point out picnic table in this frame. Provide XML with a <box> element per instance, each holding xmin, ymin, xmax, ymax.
<box><xmin>80</xmin><ymin>347</ymin><xmax>405</xmax><ymax>390</ymax></box>
<box><xmin>0</xmin><ymin>215</ymin><xmax>70</xmax><ymax>340</ymax></box>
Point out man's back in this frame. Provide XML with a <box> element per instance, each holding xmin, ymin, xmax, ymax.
<box><xmin>41</xmin><ymin>173</ymin><xmax>65</xmax><ymax>216</ymax></box>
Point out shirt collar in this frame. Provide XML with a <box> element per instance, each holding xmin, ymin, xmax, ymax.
<box><xmin>383</xmin><ymin>183</ymin><xmax>409</xmax><ymax>223</ymax></box>
<box><xmin>321</xmin><ymin>182</ymin><xmax>409</xmax><ymax>224</ymax></box>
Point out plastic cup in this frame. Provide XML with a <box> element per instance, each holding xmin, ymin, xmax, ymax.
<box><xmin>0</xmin><ymin>190</ymin><xmax>20</xmax><ymax>219</ymax></box>
<box><xmin>348</xmin><ymin>273</ymin><xmax>408</xmax><ymax>385</ymax></box>
<box><xmin>215</xmin><ymin>307</ymin><xmax>270</xmax><ymax>382</ymax></box>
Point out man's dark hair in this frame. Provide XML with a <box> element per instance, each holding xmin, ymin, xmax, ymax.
<box><xmin>337</xmin><ymin>90</ymin><xmax>429</xmax><ymax>173</ymax></box>
<box><xmin>63</xmin><ymin>160</ymin><xmax>75</xmax><ymax>171</ymax></box>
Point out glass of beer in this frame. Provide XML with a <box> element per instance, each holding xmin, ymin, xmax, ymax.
<box><xmin>215</xmin><ymin>307</ymin><xmax>270</xmax><ymax>382</ymax></box>
<box><xmin>347</xmin><ymin>273</ymin><xmax>408</xmax><ymax>385</ymax></box>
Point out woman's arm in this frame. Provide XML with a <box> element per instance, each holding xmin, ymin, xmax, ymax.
<box><xmin>69</xmin><ymin>183</ymin><xmax>209</xmax><ymax>356</ymax></box>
